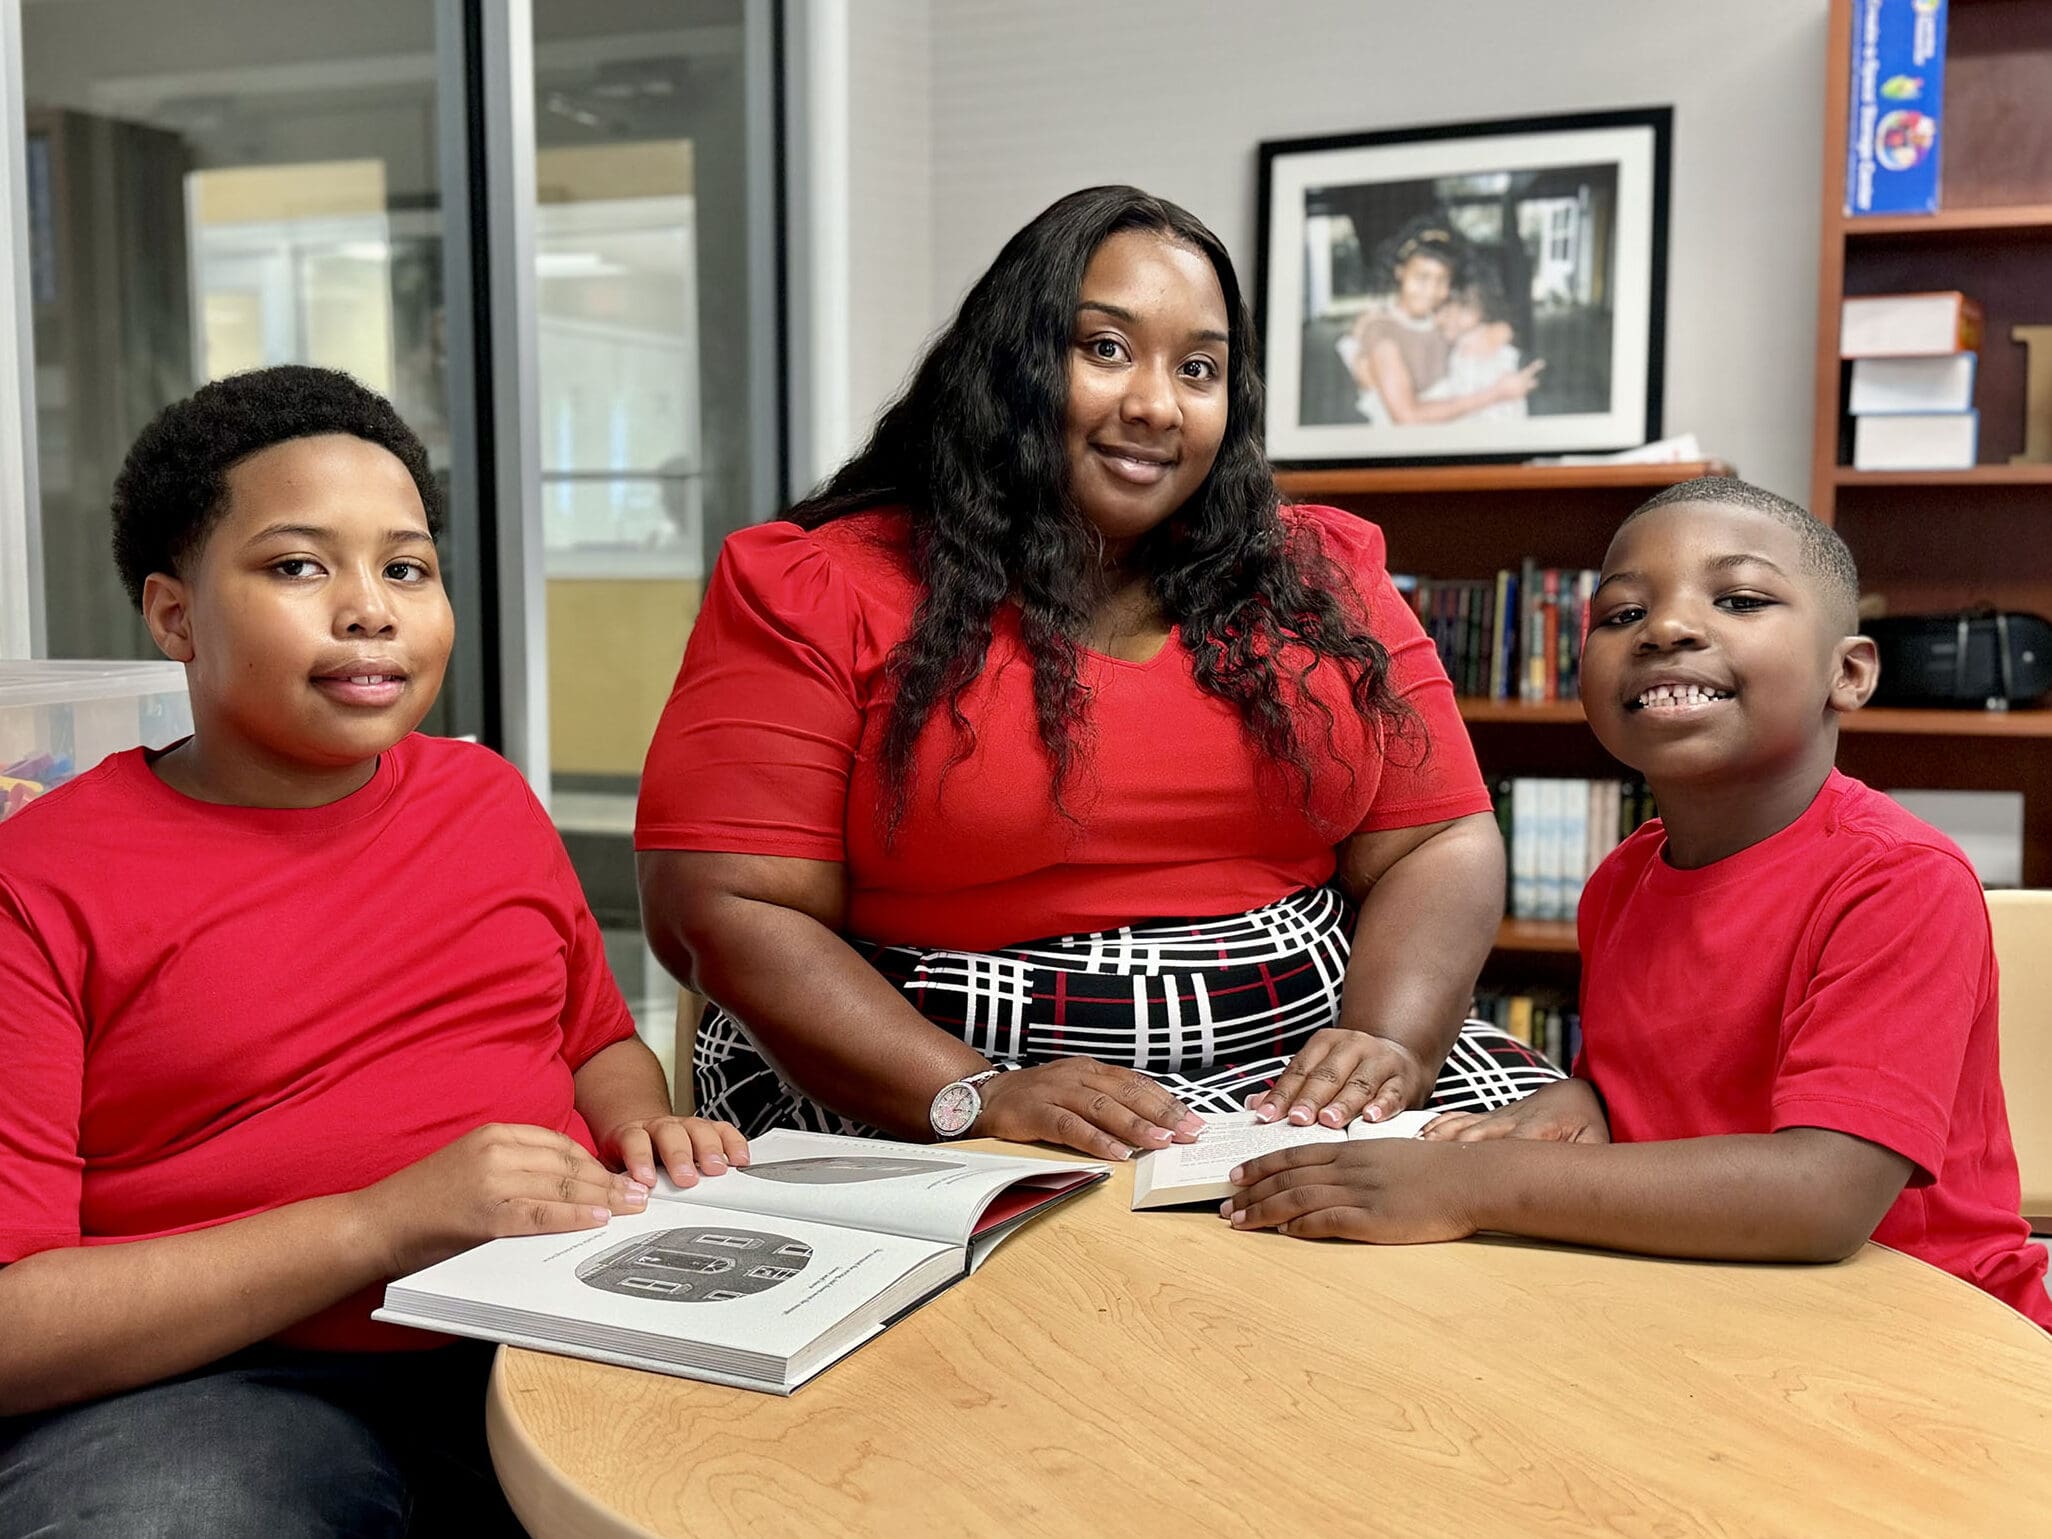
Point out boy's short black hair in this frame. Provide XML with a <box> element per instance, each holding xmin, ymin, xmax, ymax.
<box><xmin>111</xmin><ymin>365</ymin><xmax>444</xmax><ymax>610</ymax></box>
<box><xmin>1623</xmin><ymin>475</ymin><xmax>1860</xmax><ymax>632</ymax></box>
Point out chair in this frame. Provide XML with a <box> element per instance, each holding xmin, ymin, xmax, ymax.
<box><xmin>1989</xmin><ymin>889</ymin><xmax>2052</xmax><ymax>1232</ymax></box>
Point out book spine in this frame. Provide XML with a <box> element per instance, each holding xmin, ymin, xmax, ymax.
<box><xmin>1563</xmin><ymin>779</ymin><xmax>1589</xmax><ymax>920</ymax></box>
<box><xmin>1469</xmin><ymin>581</ymin><xmax>1490</xmax><ymax>697</ymax></box>
<box><xmin>1520</xmin><ymin>558</ymin><xmax>1541</xmax><ymax>704</ymax></box>
<box><xmin>1540</xmin><ymin>779</ymin><xmax>1566</xmax><ymax>922</ymax></box>
<box><xmin>1542</xmin><ymin>570</ymin><xmax>1561</xmax><ymax>703</ymax></box>
<box><xmin>1490</xmin><ymin>570</ymin><xmax>1512</xmax><ymax>700</ymax></box>
<box><xmin>1511</xmin><ymin>778</ymin><xmax>1539</xmax><ymax>919</ymax></box>
<box><xmin>1572</xmin><ymin>569</ymin><xmax>1597</xmax><ymax>696</ymax></box>
<box><xmin>1506</xmin><ymin>994</ymin><xmax>1533</xmax><ymax>1047</ymax></box>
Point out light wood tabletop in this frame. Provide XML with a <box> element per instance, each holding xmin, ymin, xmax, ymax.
<box><xmin>487</xmin><ymin>1140</ymin><xmax>2052</xmax><ymax>1538</ymax></box>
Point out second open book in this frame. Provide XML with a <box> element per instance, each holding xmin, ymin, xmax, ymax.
<box><xmin>1130</xmin><ymin>1108</ymin><xmax>1438</xmax><ymax>1209</ymax></box>
<box><xmin>375</xmin><ymin>1129</ymin><xmax>1104</xmax><ymax>1395</ymax></box>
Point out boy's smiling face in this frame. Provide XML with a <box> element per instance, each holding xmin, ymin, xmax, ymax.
<box><xmin>143</xmin><ymin>433</ymin><xmax>453</xmax><ymax>795</ymax></box>
<box><xmin>1579</xmin><ymin>499</ymin><xmax>1877</xmax><ymax>791</ymax></box>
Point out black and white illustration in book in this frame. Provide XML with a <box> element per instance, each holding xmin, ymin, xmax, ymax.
<box><xmin>1257</xmin><ymin>108</ymin><xmax>1670</xmax><ymax>466</ymax></box>
<box><xmin>575</xmin><ymin>1227</ymin><xmax>815</xmax><ymax>1302</ymax></box>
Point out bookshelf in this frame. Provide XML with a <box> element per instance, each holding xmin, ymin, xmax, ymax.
<box><xmin>1842</xmin><ymin>204</ymin><xmax>2052</xmax><ymax>237</ymax></box>
<box><xmin>1494</xmin><ymin>919</ymin><xmax>1579</xmax><ymax>955</ymax></box>
<box><xmin>1812</xmin><ymin>0</ymin><xmax>2052</xmax><ymax>887</ymax></box>
<box><xmin>1458</xmin><ymin>698</ymin><xmax>2052</xmax><ymax>739</ymax></box>
<box><xmin>1831</xmin><ymin>464</ymin><xmax>2052</xmax><ymax>486</ymax></box>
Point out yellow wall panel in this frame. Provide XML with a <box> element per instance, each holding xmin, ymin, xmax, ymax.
<box><xmin>546</xmin><ymin>579</ymin><xmax>702</xmax><ymax>777</ymax></box>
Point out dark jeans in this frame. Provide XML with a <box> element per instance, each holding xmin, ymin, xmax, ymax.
<box><xmin>0</xmin><ymin>1340</ymin><xmax>527</xmax><ymax>1539</ymax></box>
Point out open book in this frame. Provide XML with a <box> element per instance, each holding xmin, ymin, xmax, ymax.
<box><xmin>1131</xmin><ymin>1108</ymin><xmax>1438</xmax><ymax>1209</ymax></box>
<box><xmin>374</xmin><ymin>1129</ymin><xmax>1105</xmax><ymax>1395</ymax></box>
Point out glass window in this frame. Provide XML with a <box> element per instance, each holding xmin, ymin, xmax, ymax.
<box><xmin>530</xmin><ymin>1</ymin><xmax>779</xmax><ymax>1076</ymax></box>
<box><xmin>18</xmin><ymin>0</ymin><xmax>480</xmax><ymax>740</ymax></box>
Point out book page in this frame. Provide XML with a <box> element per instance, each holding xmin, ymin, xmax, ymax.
<box><xmin>652</xmin><ymin>1129</ymin><xmax>1105</xmax><ymax>1247</ymax></box>
<box><xmin>1132</xmin><ymin>1109</ymin><xmax>1438</xmax><ymax>1209</ymax></box>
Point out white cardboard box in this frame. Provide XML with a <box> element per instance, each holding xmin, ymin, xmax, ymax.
<box><xmin>1852</xmin><ymin>411</ymin><xmax>1978</xmax><ymax>471</ymax></box>
<box><xmin>1849</xmin><ymin>354</ymin><xmax>1977</xmax><ymax>415</ymax></box>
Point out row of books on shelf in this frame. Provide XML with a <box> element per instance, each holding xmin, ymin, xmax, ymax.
<box><xmin>1472</xmin><ymin>988</ymin><xmax>1577</xmax><ymax>1073</ymax></box>
<box><xmin>1399</xmin><ymin>563</ymin><xmax>1598</xmax><ymax>703</ymax></box>
<box><xmin>1495</xmin><ymin>776</ymin><xmax>1658</xmax><ymax>923</ymax></box>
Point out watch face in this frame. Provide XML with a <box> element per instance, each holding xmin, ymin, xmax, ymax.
<box><xmin>930</xmin><ymin>1080</ymin><xmax>981</xmax><ymax>1138</ymax></box>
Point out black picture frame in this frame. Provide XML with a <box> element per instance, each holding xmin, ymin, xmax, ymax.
<box><xmin>1255</xmin><ymin>106</ymin><xmax>1671</xmax><ymax>468</ymax></box>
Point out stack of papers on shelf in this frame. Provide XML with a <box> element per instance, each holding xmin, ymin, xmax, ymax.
<box><xmin>1529</xmin><ymin>433</ymin><xmax>1708</xmax><ymax>468</ymax></box>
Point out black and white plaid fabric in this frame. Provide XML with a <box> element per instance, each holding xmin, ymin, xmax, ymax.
<box><xmin>692</xmin><ymin>884</ymin><xmax>1563</xmax><ymax>1137</ymax></box>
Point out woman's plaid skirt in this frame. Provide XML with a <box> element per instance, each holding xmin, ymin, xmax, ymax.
<box><xmin>691</xmin><ymin>884</ymin><xmax>1562</xmax><ymax>1137</ymax></box>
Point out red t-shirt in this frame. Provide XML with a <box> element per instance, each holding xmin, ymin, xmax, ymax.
<box><xmin>1578</xmin><ymin>770</ymin><xmax>2051</xmax><ymax>1329</ymax></box>
<box><xmin>636</xmin><ymin>504</ymin><xmax>1490</xmax><ymax>949</ymax></box>
<box><xmin>0</xmin><ymin>734</ymin><xmax>637</xmax><ymax>1349</ymax></box>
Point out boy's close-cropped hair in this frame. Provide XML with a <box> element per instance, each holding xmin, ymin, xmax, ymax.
<box><xmin>1623</xmin><ymin>475</ymin><xmax>1861</xmax><ymax>631</ymax></box>
<box><xmin>110</xmin><ymin>365</ymin><xmax>444</xmax><ymax>609</ymax></box>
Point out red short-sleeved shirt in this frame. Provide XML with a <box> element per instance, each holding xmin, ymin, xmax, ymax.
<box><xmin>636</xmin><ymin>504</ymin><xmax>1491</xmax><ymax>949</ymax></box>
<box><xmin>1577</xmin><ymin>771</ymin><xmax>2052</xmax><ymax>1330</ymax></box>
<box><xmin>0</xmin><ymin>735</ymin><xmax>637</xmax><ymax>1349</ymax></box>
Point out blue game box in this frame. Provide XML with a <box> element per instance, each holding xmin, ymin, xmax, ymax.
<box><xmin>1845</xmin><ymin>0</ymin><xmax>1948</xmax><ymax>216</ymax></box>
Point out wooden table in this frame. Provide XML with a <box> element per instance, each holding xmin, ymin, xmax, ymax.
<box><xmin>487</xmin><ymin>1142</ymin><xmax>2052</xmax><ymax>1538</ymax></box>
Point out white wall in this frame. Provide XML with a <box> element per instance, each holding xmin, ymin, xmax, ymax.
<box><xmin>846</xmin><ymin>0</ymin><xmax>932</xmax><ymax>453</ymax></box>
<box><xmin>850</xmin><ymin>0</ymin><xmax>1830</xmax><ymax>503</ymax></box>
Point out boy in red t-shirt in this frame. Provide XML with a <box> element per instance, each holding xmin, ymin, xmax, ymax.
<box><xmin>1223</xmin><ymin>476</ymin><xmax>2051</xmax><ymax>1331</ymax></box>
<box><xmin>0</xmin><ymin>367</ymin><xmax>746</xmax><ymax>1534</ymax></box>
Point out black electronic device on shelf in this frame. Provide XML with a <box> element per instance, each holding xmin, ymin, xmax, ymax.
<box><xmin>1862</xmin><ymin>611</ymin><xmax>2052</xmax><ymax>709</ymax></box>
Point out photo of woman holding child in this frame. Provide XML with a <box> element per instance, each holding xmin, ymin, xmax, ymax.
<box><xmin>1338</xmin><ymin>216</ymin><xmax>1546</xmax><ymax>427</ymax></box>
<box><xmin>1258</xmin><ymin>111</ymin><xmax>1669</xmax><ymax>467</ymax></box>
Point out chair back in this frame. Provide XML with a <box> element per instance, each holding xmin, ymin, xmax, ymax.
<box><xmin>1989</xmin><ymin>889</ymin><xmax>2052</xmax><ymax>1232</ymax></box>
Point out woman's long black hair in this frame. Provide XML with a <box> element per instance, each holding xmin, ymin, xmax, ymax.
<box><xmin>789</xmin><ymin>185</ymin><xmax>1418</xmax><ymax>836</ymax></box>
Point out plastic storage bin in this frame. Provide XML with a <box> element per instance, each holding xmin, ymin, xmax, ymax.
<box><xmin>0</xmin><ymin>660</ymin><xmax>192</xmax><ymax>822</ymax></box>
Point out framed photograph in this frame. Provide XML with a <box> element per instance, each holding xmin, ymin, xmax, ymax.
<box><xmin>1256</xmin><ymin>107</ymin><xmax>1671</xmax><ymax>467</ymax></box>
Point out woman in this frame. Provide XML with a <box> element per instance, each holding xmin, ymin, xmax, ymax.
<box><xmin>1344</xmin><ymin>215</ymin><xmax>1543</xmax><ymax>426</ymax></box>
<box><xmin>636</xmin><ymin>186</ymin><xmax>1558</xmax><ymax>1161</ymax></box>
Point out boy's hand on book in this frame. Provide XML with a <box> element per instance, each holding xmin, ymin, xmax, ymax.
<box><xmin>358</xmin><ymin>1123</ymin><xmax>651</xmax><ymax>1276</ymax></box>
<box><xmin>1247</xmin><ymin>1030</ymin><xmax>1426</xmax><ymax>1130</ymax></box>
<box><xmin>974</xmin><ymin>1057</ymin><xmax>1204</xmax><ymax>1161</ymax></box>
<box><xmin>1218</xmin><ymin>1141</ymin><xmax>1477</xmax><ymax>1244</ymax></box>
<box><xmin>1418</xmin><ymin>1079</ymin><xmax>1609</xmax><ymax>1145</ymax></box>
<box><xmin>606</xmin><ymin>1115</ymin><xmax>750</xmax><ymax>1190</ymax></box>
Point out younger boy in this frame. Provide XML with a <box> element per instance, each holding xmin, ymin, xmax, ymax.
<box><xmin>0</xmin><ymin>366</ymin><xmax>746</xmax><ymax>1535</ymax></box>
<box><xmin>1223</xmin><ymin>476</ymin><xmax>2052</xmax><ymax>1331</ymax></box>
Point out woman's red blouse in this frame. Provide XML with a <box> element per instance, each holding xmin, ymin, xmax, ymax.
<box><xmin>636</xmin><ymin>504</ymin><xmax>1491</xmax><ymax>950</ymax></box>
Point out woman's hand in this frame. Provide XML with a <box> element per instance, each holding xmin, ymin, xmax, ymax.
<box><xmin>974</xmin><ymin>1057</ymin><xmax>1204</xmax><ymax>1161</ymax></box>
<box><xmin>1420</xmin><ymin>1078</ymin><xmax>1608</xmax><ymax>1145</ymax></box>
<box><xmin>355</xmin><ymin>1123</ymin><xmax>650</xmax><ymax>1278</ymax></box>
<box><xmin>1247</xmin><ymin>1029</ymin><xmax>1428</xmax><ymax>1129</ymax></box>
<box><xmin>1220</xmin><ymin>1140</ymin><xmax>1480</xmax><ymax>1244</ymax></box>
<box><xmin>604</xmin><ymin>1115</ymin><xmax>752</xmax><ymax>1189</ymax></box>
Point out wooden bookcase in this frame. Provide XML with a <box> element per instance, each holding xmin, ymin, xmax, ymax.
<box><xmin>1811</xmin><ymin>0</ymin><xmax>2052</xmax><ymax>888</ymax></box>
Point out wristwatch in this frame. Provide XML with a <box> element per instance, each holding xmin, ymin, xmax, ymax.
<box><xmin>928</xmin><ymin>1063</ymin><xmax>1019</xmax><ymax>1139</ymax></box>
